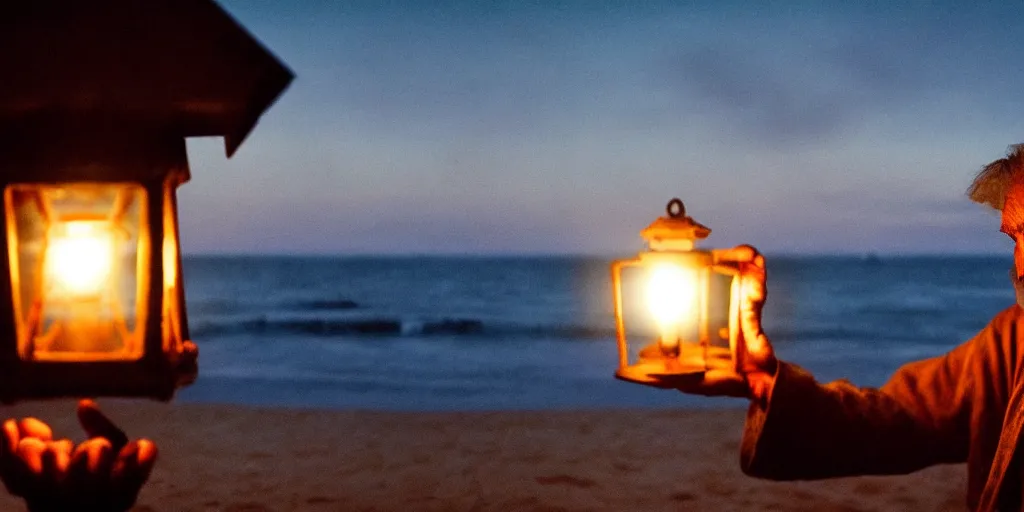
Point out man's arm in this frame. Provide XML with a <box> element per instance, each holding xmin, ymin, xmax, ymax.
<box><xmin>741</xmin><ymin>309</ymin><xmax>1014</xmax><ymax>479</ymax></box>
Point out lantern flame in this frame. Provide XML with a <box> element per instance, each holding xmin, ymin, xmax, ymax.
<box><xmin>645</xmin><ymin>264</ymin><xmax>697</xmax><ymax>354</ymax></box>
<box><xmin>45</xmin><ymin>221</ymin><xmax>116</xmax><ymax>299</ymax></box>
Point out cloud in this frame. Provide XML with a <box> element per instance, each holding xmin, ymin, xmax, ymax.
<box><xmin>667</xmin><ymin>45</ymin><xmax>848</xmax><ymax>143</ymax></box>
<box><xmin>662</xmin><ymin>34</ymin><xmax>949</xmax><ymax>146</ymax></box>
<box><xmin>653</xmin><ymin>0</ymin><xmax>1024</xmax><ymax>147</ymax></box>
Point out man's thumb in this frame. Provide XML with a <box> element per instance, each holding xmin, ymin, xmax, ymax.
<box><xmin>76</xmin><ymin>400</ymin><xmax>128</xmax><ymax>453</ymax></box>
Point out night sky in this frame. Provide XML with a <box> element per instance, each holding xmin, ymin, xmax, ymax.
<box><xmin>178</xmin><ymin>1</ymin><xmax>1024</xmax><ymax>256</ymax></box>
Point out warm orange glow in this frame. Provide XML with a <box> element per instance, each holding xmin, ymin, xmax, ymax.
<box><xmin>161</xmin><ymin>177</ymin><xmax>184</xmax><ymax>354</ymax></box>
<box><xmin>645</xmin><ymin>263</ymin><xmax>697</xmax><ymax>353</ymax></box>
<box><xmin>45</xmin><ymin>221</ymin><xmax>116</xmax><ymax>298</ymax></box>
<box><xmin>5</xmin><ymin>183</ymin><xmax>148</xmax><ymax>362</ymax></box>
<box><xmin>162</xmin><ymin>223</ymin><xmax>177</xmax><ymax>290</ymax></box>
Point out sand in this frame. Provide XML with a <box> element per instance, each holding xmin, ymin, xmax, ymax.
<box><xmin>0</xmin><ymin>401</ymin><xmax>965</xmax><ymax>511</ymax></box>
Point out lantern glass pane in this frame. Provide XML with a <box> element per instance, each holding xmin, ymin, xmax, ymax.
<box><xmin>705</xmin><ymin>270</ymin><xmax>734</xmax><ymax>351</ymax></box>
<box><xmin>161</xmin><ymin>179</ymin><xmax>184</xmax><ymax>354</ymax></box>
<box><xmin>619</xmin><ymin>263</ymin><xmax>702</xmax><ymax>362</ymax></box>
<box><xmin>617</xmin><ymin>260</ymin><xmax>737</xmax><ymax>368</ymax></box>
<box><xmin>5</xmin><ymin>183</ymin><xmax>149</xmax><ymax>361</ymax></box>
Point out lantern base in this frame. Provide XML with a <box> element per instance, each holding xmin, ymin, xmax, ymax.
<box><xmin>0</xmin><ymin>357</ymin><xmax>193</xmax><ymax>404</ymax></box>
<box><xmin>615</xmin><ymin>360</ymin><xmax>706</xmax><ymax>386</ymax></box>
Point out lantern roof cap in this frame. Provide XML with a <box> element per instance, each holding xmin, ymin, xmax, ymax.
<box><xmin>0</xmin><ymin>0</ymin><xmax>293</xmax><ymax>158</ymax></box>
<box><xmin>639</xmin><ymin>198</ymin><xmax>712</xmax><ymax>243</ymax></box>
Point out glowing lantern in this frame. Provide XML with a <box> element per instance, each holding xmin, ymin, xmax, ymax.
<box><xmin>0</xmin><ymin>0</ymin><xmax>293</xmax><ymax>401</ymax></box>
<box><xmin>610</xmin><ymin>198</ymin><xmax>742</xmax><ymax>384</ymax></box>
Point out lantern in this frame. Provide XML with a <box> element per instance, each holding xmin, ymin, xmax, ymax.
<box><xmin>610</xmin><ymin>198</ymin><xmax>742</xmax><ymax>385</ymax></box>
<box><xmin>0</xmin><ymin>0</ymin><xmax>293</xmax><ymax>402</ymax></box>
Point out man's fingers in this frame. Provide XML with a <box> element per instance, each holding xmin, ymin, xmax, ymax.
<box><xmin>739</xmin><ymin>300</ymin><xmax>764</xmax><ymax>339</ymax></box>
<box><xmin>1</xmin><ymin>420</ymin><xmax>20</xmax><ymax>459</ymax></box>
<box><xmin>741</xmin><ymin>265</ymin><xmax>767</xmax><ymax>303</ymax></box>
<box><xmin>135</xmin><ymin>439</ymin><xmax>157</xmax><ymax>468</ymax></box>
<box><xmin>50</xmin><ymin>439</ymin><xmax>73</xmax><ymax>474</ymax></box>
<box><xmin>731</xmin><ymin>254</ymin><xmax>775</xmax><ymax>376</ymax></box>
<box><xmin>16</xmin><ymin>438</ymin><xmax>46</xmax><ymax>475</ymax></box>
<box><xmin>68</xmin><ymin>438</ymin><xmax>114</xmax><ymax>492</ymax></box>
<box><xmin>715</xmin><ymin>245</ymin><xmax>769</xmax><ymax>348</ymax></box>
<box><xmin>112</xmin><ymin>439</ymin><xmax>157</xmax><ymax>509</ymax></box>
<box><xmin>111</xmin><ymin>440</ymin><xmax>158</xmax><ymax>512</ymax></box>
<box><xmin>744</xmin><ymin>332</ymin><xmax>774</xmax><ymax>360</ymax></box>
<box><xmin>752</xmin><ymin>253</ymin><xmax>765</xmax><ymax>269</ymax></box>
<box><xmin>713</xmin><ymin>245</ymin><xmax>765</xmax><ymax>268</ymax></box>
<box><xmin>0</xmin><ymin>420</ymin><xmax>28</xmax><ymax>496</ymax></box>
<box><xmin>3</xmin><ymin>437</ymin><xmax>45</xmax><ymax>498</ymax></box>
<box><xmin>41</xmin><ymin>444</ymin><xmax>65</xmax><ymax>483</ymax></box>
<box><xmin>83</xmin><ymin>439</ymin><xmax>115</xmax><ymax>475</ymax></box>
<box><xmin>17</xmin><ymin>418</ymin><xmax>52</xmax><ymax>442</ymax></box>
<box><xmin>77</xmin><ymin>400</ymin><xmax>128</xmax><ymax>452</ymax></box>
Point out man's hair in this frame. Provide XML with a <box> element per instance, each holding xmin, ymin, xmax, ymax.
<box><xmin>967</xmin><ymin>144</ymin><xmax>1024</xmax><ymax>211</ymax></box>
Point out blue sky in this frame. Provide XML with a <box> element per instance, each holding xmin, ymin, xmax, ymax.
<box><xmin>179</xmin><ymin>1</ymin><xmax>1024</xmax><ymax>256</ymax></box>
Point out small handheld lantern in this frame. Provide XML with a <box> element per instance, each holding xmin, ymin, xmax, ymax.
<box><xmin>610</xmin><ymin>199</ymin><xmax>743</xmax><ymax>385</ymax></box>
<box><xmin>0</xmin><ymin>0</ymin><xmax>292</xmax><ymax>402</ymax></box>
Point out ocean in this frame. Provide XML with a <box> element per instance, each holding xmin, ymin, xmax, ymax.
<box><xmin>175</xmin><ymin>255</ymin><xmax>1015</xmax><ymax>411</ymax></box>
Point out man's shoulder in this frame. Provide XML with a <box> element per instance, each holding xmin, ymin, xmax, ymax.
<box><xmin>982</xmin><ymin>305</ymin><xmax>1024</xmax><ymax>341</ymax></box>
<box><xmin>990</xmin><ymin>305</ymin><xmax>1023</xmax><ymax>325</ymax></box>
<box><xmin>938</xmin><ymin>305</ymin><xmax>1024</xmax><ymax>372</ymax></box>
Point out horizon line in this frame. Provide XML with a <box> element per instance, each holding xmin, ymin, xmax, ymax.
<box><xmin>179</xmin><ymin>251</ymin><xmax>1012</xmax><ymax>259</ymax></box>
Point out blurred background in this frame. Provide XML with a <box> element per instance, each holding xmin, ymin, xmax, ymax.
<box><xmin>175</xmin><ymin>1</ymin><xmax>1020</xmax><ymax>410</ymax></box>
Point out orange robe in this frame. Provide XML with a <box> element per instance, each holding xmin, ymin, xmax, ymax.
<box><xmin>742</xmin><ymin>305</ymin><xmax>1024</xmax><ymax>511</ymax></box>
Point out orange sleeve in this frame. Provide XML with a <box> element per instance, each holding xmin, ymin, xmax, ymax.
<box><xmin>740</xmin><ymin>307</ymin><xmax>1017</xmax><ymax>480</ymax></box>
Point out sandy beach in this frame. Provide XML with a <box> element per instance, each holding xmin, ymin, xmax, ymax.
<box><xmin>0</xmin><ymin>400</ymin><xmax>966</xmax><ymax>511</ymax></box>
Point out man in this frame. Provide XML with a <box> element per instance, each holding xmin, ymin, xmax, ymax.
<box><xmin>655</xmin><ymin>144</ymin><xmax>1024</xmax><ymax>511</ymax></box>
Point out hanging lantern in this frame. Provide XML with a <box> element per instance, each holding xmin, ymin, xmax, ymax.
<box><xmin>610</xmin><ymin>198</ymin><xmax>743</xmax><ymax>385</ymax></box>
<box><xmin>0</xmin><ymin>0</ymin><xmax>293</xmax><ymax>401</ymax></box>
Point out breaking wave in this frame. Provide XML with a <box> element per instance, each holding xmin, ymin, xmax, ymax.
<box><xmin>187</xmin><ymin>315</ymin><xmax>968</xmax><ymax>345</ymax></box>
<box><xmin>188</xmin><ymin>316</ymin><xmax>619</xmax><ymax>340</ymax></box>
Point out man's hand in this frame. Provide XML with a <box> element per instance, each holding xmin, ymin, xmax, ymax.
<box><xmin>647</xmin><ymin>245</ymin><xmax>779</xmax><ymax>404</ymax></box>
<box><xmin>0</xmin><ymin>400</ymin><xmax>157</xmax><ymax>512</ymax></box>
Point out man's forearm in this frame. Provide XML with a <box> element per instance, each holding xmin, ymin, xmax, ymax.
<box><xmin>740</xmin><ymin>362</ymin><xmax>967</xmax><ymax>480</ymax></box>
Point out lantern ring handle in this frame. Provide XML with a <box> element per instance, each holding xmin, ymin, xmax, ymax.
<box><xmin>666</xmin><ymin>198</ymin><xmax>685</xmax><ymax>218</ymax></box>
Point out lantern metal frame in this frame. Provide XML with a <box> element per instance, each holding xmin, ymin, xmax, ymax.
<box><xmin>611</xmin><ymin>198</ymin><xmax>742</xmax><ymax>385</ymax></box>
